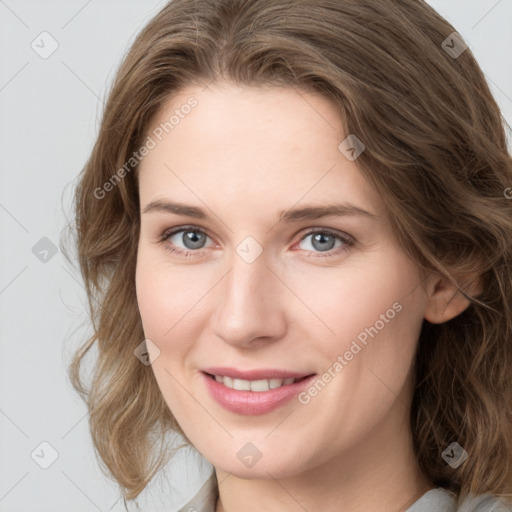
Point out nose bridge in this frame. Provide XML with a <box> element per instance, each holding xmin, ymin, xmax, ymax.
<box><xmin>211</xmin><ymin>244</ymin><xmax>285</xmax><ymax>346</ymax></box>
<box><xmin>226</xmin><ymin>257</ymin><xmax>262</xmax><ymax>307</ymax></box>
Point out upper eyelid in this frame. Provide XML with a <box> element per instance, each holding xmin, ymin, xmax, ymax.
<box><xmin>161</xmin><ymin>225</ymin><xmax>215</xmax><ymax>242</ymax></box>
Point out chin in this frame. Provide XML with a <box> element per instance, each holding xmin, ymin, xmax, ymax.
<box><xmin>203</xmin><ymin>437</ymin><xmax>313</xmax><ymax>479</ymax></box>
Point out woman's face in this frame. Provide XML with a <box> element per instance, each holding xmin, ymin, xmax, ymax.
<box><xmin>136</xmin><ymin>81</ymin><xmax>430</xmax><ymax>479</ymax></box>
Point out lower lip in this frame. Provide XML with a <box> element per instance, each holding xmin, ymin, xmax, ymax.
<box><xmin>202</xmin><ymin>372</ymin><xmax>316</xmax><ymax>415</ymax></box>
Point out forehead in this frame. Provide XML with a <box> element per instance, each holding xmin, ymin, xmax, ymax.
<box><xmin>138</xmin><ymin>82</ymin><xmax>384</xmax><ymax>218</ymax></box>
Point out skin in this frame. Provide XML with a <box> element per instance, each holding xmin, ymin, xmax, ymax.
<box><xmin>135</xmin><ymin>81</ymin><xmax>472</xmax><ymax>512</ymax></box>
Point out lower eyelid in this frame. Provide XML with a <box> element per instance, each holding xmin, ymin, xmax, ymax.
<box><xmin>165</xmin><ymin>245</ymin><xmax>204</xmax><ymax>257</ymax></box>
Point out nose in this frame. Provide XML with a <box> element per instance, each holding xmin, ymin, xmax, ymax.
<box><xmin>209</xmin><ymin>248</ymin><xmax>287</xmax><ymax>349</ymax></box>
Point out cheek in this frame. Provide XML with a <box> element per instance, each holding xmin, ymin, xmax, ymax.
<box><xmin>290</xmin><ymin>251</ymin><xmax>426</xmax><ymax>429</ymax></box>
<box><xmin>135</xmin><ymin>260</ymin><xmax>171</xmax><ymax>339</ymax></box>
<box><xmin>288</xmin><ymin>255</ymin><xmax>425</xmax><ymax>446</ymax></box>
<box><xmin>136</xmin><ymin>244</ymin><xmax>195</xmax><ymax>335</ymax></box>
<box><xmin>285</xmin><ymin>251</ymin><xmax>424</xmax><ymax>358</ymax></box>
<box><xmin>135</xmin><ymin>249</ymin><xmax>205</xmax><ymax>412</ymax></box>
<box><xmin>135</xmin><ymin>245</ymin><xmax>219</xmax><ymax>365</ymax></box>
<box><xmin>331</xmin><ymin>259</ymin><xmax>425</xmax><ymax>408</ymax></box>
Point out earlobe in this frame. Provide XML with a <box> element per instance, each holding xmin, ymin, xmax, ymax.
<box><xmin>424</xmin><ymin>273</ymin><xmax>482</xmax><ymax>324</ymax></box>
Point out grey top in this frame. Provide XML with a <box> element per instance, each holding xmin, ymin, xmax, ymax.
<box><xmin>178</xmin><ymin>470</ymin><xmax>512</xmax><ymax>512</ymax></box>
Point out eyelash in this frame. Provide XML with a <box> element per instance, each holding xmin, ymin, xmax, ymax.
<box><xmin>159</xmin><ymin>225</ymin><xmax>355</xmax><ymax>259</ymax></box>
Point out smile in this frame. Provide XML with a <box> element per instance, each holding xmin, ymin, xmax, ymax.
<box><xmin>201</xmin><ymin>368</ymin><xmax>316</xmax><ymax>415</ymax></box>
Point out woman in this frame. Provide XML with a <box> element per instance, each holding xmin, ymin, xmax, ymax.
<box><xmin>68</xmin><ymin>1</ymin><xmax>512</xmax><ymax>510</ymax></box>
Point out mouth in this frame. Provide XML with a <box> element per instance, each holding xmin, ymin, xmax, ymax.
<box><xmin>203</xmin><ymin>372</ymin><xmax>311</xmax><ymax>392</ymax></box>
<box><xmin>201</xmin><ymin>367</ymin><xmax>316</xmax><ymax>415</ymax></box>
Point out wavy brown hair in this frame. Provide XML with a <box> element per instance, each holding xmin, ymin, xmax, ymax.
<box><xmin>67</xmin><ymin>0</ymin><xmax>512</xmax><ymax>507</ymax></box>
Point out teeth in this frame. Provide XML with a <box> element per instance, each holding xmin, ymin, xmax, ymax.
<box><xmin>250</xmin><ymin>379</ymin><xmax>270</xmax><ymax>392</ymax></box>
<box><xmin>233</xmin><ymin>378</ymin><xmax>251</xmax><ymax>391</ymax></box>
<box><xmin>269</xmin><ymin>378</ymin><xmax>283</xmax><ymax>389</ymax></box>
<box><xmin>213</xmin><ymin>375</ymin><xmax>299</xmax><ymax>392</ymax></box>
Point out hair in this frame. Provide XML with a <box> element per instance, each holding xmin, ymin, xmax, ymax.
<box><xmin>67</xmin><ymin>0</ymin><xmax>512</xmax><ymax>507</ymax></box>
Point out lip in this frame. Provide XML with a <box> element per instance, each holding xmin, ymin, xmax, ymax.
<box><xmin>201</xmin><ymin>368</ymin><xmax>316</xmax><ymax>416</ymax></box>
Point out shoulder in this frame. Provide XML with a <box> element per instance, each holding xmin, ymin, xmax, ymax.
<box><xmin>177</xmin><ymin>470</ymin><xmax>218</xmax><ymax>512</ymax></box>
<box><xmin>458</xmin><ymin>493</ymin><xmax>512</xmax><ymax>512</ymax></box>
<box><xmin>178</xmin><ymin>477</ymin><xmax>512</xmax><ymax>512</ymax></box>
<box><xmin>407</xmin><ymin>487</ymin><xmax>512</xmax><ymax>512</ymax></box>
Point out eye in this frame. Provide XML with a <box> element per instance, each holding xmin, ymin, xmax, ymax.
<box><xmin>159</xmin><ymin>226</ymin><xmax>355</xmax><ymax>259</ymax></box>
<box><xmin>296</xmin><ymin>229</ymin><xmax>354</xmax><ymax>257</ymax></box>
<box><xmin>160</xmin><ymin>226</ymin><xmax>214</xmax><ymax>257</ymax></box>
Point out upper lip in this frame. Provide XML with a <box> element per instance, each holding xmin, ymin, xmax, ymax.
<box><xmin>202</xmin><ymin>367</ymin><xmax>315</xmax><ymax>381</ymax></box>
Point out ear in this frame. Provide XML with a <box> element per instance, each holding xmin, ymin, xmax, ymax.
<box><xmin>424</xmin><ymin>271</ymin><xmax>483</xmax><ymax>324</ymax></box>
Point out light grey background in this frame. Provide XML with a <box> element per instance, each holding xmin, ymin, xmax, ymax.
<box><xmin>0</xmin><ymin>1</ymin><xmax>511</xmax><ymax>511</ymax></box>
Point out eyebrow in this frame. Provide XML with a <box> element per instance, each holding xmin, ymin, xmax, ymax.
<box><xmin>142</xmin><ymin>200</ymin><xmax>378</xmax><ymax>222</ymax></box>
